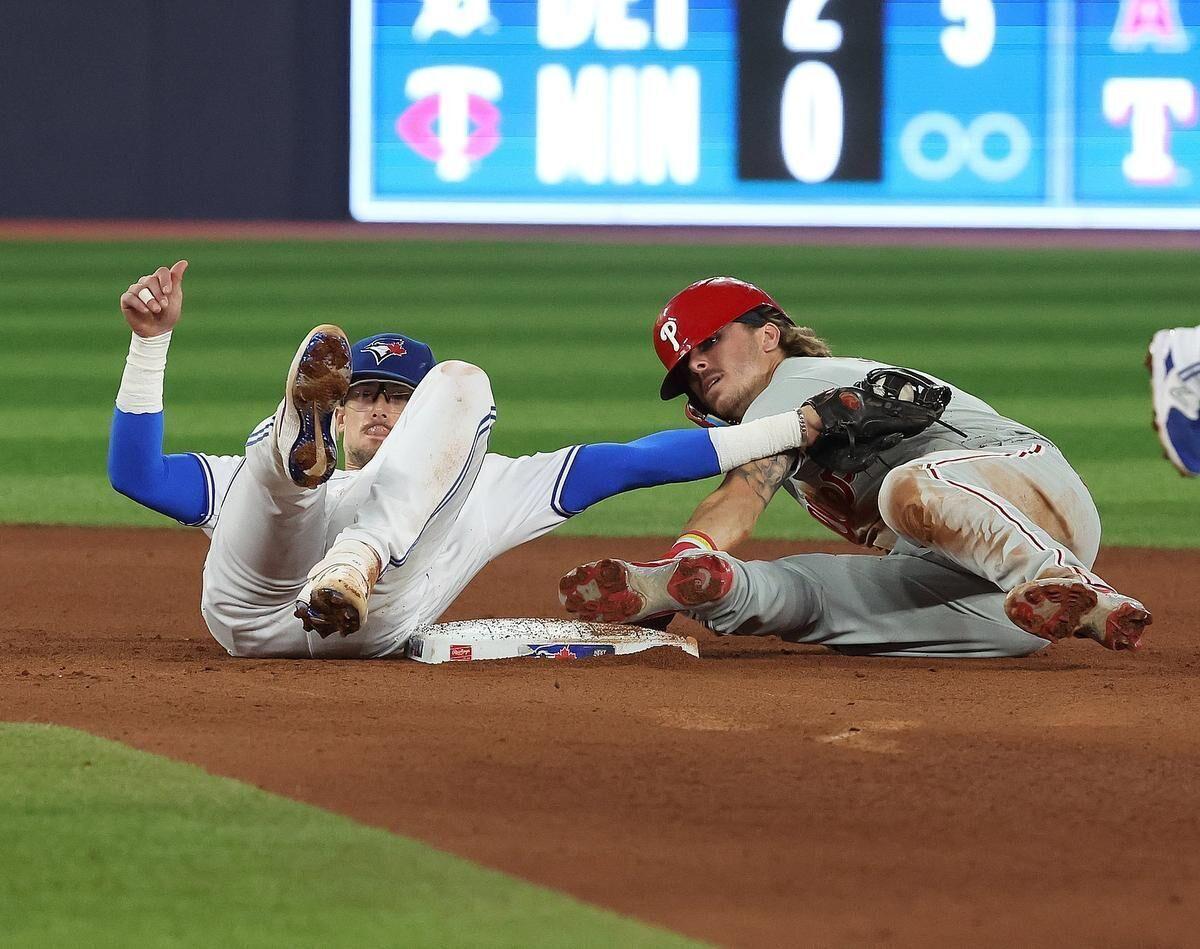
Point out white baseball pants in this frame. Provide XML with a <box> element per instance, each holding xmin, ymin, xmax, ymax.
<box><xmin>200</xmin><ymin>361</ymin><xmax>495</xmax><ymax>658</ymax></box>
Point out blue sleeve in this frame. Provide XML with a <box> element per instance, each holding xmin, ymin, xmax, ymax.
<box><xmin>108</xmin><ymin>409</ymin><xmax>209</xmax><ymax>525</ymax></box>
<box><xmin>558</xmin><ymin>428</ymin><xmax>721</xmax><ymax>514</ymax></box>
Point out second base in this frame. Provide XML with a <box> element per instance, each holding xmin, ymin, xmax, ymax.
<box><xmin>407</xmin><ymin>618</ymin><xmax>700</xmax><ymax>664</ymax></box>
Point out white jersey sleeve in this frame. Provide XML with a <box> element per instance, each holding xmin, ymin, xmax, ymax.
<box><xmin>186</xmin><ymin>452</ymin><xmax>246</xmax><ymax>536</ymax></box>
<box><xmin>460</xmin><ymin>447</ymin><xmax>582</xmax><ymax>560</ymax></box>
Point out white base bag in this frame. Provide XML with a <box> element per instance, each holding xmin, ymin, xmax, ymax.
<box><xmin>407</xmin><ymin>618</ymin><xmax>700</xmax><ymax>664</ymax></box>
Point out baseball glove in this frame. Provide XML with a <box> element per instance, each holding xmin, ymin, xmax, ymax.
<box><xmin>805</xmin><ymin>368</ymin><xmax>952</xmax><ymax>473</ymax></box>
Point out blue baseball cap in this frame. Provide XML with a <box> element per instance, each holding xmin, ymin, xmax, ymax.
<box><xmin>350</xmin><ymin>334</ymin><xmax>436</xmax><ymax>389</ymax></box>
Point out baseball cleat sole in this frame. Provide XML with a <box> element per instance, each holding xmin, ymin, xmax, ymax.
<box><xmin>1004</xmin><ymin>578</ymin><xmax>1152</xmax><ymax>651</ymax></box>
<box><xmin>295</xmin><ymin>586</ymin><xmax>363</xmax><ymax>638</ymax></box>
<box><xmin>558</xmin><ymin>553</ymin><xmax>734</xmax><ymax>624</ymax></box>
<box><xmin>280</xmin><ymin>325</ymin><xmax>351</xmax><ymax>489</ymax></box>
<box><xmin>295</xmin><ymin>541</ymin><xmax>381</xmax><ymax>638</ymax></box>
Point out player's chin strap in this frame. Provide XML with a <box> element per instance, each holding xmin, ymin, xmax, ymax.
<box><xmin>684</xmin><ymin>400</ymin><xmax>731</xmax><ymax>428</ymax></box>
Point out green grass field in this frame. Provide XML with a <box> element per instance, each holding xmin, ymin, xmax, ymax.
<box><xmin>0</xmin><ymin>724</ymin><xmax>696</xmax><ymax>948</ymax></box>
<box><xmin>3</xmin><ymin>237</ymin><xmax>1196</xmax><ymax>945</ymax></box>
<box><xmin>0</xmin><ymin>238</ymin><xmax>1193</xmax><ymax>545</ymax></box>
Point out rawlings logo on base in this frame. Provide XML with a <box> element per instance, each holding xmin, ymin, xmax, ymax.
<box><xmin>449</xmin><ymin>644</ymin><xmax>473</xmax><ymax>661</ymax></box>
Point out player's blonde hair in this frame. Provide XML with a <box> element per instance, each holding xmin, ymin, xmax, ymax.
<box><xmin>753</xmin><ymin>308</ymin><xmax>832</xmax><ymax>358</ymax></box>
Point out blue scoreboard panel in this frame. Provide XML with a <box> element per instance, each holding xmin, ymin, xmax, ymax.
<box><xmin>350</xmin><ymin>1</ymin><xmax>1200</xmax><ymax>227</ymax></box>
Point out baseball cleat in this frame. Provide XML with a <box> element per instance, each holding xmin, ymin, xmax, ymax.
<box><xmin>1147</xmin><ymin>326</ymin><xmax>1200</xmax><ymax>477</ymax></box>
<box><xmin>295</xmin><ymin>540</ymin><xmax>382</xmax><ymax>638</ymax></box>
<box><xmin>1004</xmin><ymin>578</ymin><xmax>1152</xmax><ymax>651</ymax></box>
<box><xmin>558</xmin><ymin>553</ymin><xmax>734</xmax><ymax>624</ymax></box>
<box><xmin>276</xmin><ymin>325</ymin><xmax>352</xmax><ymax>488</ymax></box>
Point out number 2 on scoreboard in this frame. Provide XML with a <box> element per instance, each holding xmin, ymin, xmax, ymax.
<box><xmin>783</xmin><ymin>0</ymin><xmax>842</xmax><ymax>54</ymax></box>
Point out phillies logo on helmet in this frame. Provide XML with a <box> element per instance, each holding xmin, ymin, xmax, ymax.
<box><xmin>659</xmin><ymin>318</ymin><xmax>681</xmax><ymax>353</ymax></box>
<box><xmin>363</xmin><ymin>340</ymin><xmax>408</xmax><ymax>364</ymax></box>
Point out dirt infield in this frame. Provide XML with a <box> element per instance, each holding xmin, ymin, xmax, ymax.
<box><xmin>5</xmin><ymin>525</ymin><xmax>1200</xmax><ymax>947</ymax></box>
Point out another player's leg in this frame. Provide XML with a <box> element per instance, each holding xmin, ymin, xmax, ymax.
<box><xmin>562</xmin><ymin>547</ymin><xmax>1046</xmax><ymax>658</ymax></box>
<box><xmin>559</xmin><ymin>553</ymin><xmax>734</xmax><ymax>624</ymax></box>
<box><xmin>296</xmin><ymin>361</ymin><xmax>496</xmax><ymax>642</ymax></box>
<box><xmin>1147</xmin><ymin>325</ymin><xmax>1200</xmax><ymax>477</ymax></box>
<box><xmin>201</xmin><ymin>326</ymin><xmax>351</xmax><ymax>658</ymax></box>
<box><xmin>1002</xmin><ymin>578</ymin><xmax>1151</xmax><ymax>651</ymax></box>
<box><xmin>876</xmin><ymin>444</ymin><xmax>1150</xmax><ymax>651</ymax></box>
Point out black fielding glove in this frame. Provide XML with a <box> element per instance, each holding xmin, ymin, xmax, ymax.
<box><xmin>804</xmin><ymin>368</ymin><xmax>951</xmax><ymax>474</ymax></box>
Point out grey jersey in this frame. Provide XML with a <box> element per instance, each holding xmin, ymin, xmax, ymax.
<box><xmin>742</xmin><ymin>357</ymin><xmax>1046</xmax><ymax>549</ymax></box>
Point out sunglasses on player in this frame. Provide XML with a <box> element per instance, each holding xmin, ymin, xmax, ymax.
<box><xmin>343</xmin><ymin>381</ymin><xmax>414</xmax><ymax>408</ymax></box>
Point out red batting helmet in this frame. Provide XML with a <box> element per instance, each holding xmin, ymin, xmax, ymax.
<box><xmin>653</xmin><ymin>277</ymin><xmax>793</xmax><ymax>401</ymax></box>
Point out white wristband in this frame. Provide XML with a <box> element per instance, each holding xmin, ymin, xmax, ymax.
<box><xmin>115</xmin><ymin>330</ymin><xmax>172</xmax><ymax>414</ymax></box>
<box><xmin>710</xmin><ymin>409</ymin><xmax>805</xmax><ymax>472</ymax></box>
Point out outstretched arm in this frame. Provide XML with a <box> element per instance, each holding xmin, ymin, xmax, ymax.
<box><xmin>108</xmin><ymin>261</ymin><xmax>211</xmax><ymax>524</ymax></box>
<box><xmin>675</xmin><ymin>453</ymin><xmax>795</xmax><ymax>551</ymax></box>
<box><xmin>558</xmin><ymin>407</ymin><xmax>818</xmax><ymax>514</ymax></box>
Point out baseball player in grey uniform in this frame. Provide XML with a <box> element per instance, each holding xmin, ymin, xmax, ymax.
<box><xmin>560</xmin><ymin>277</ymin><xmax>1152</xmax><ymax>658</ymax></box>
<box><xmin>109</xmin><ymin>263</ymin><xmax>840</xmax><ymax>659</ymax></box>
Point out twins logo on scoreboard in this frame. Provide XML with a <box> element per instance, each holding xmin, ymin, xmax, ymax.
<box><xmin>396</xmin><ymin>66</ymin><xmax>503</xmax><ymax>182</ymax></box>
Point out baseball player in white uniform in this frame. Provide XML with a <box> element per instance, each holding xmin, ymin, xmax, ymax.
<box><xmin>1148</xmin><ymin>324</ymin><xmax>1200</xmax><ymax>477</ymax></box>
<box><xmin>560</xmin><ymin>277</ymin><xmax>1153</xmax><ymax>658</ymax></box>
<box><xmin>109</xmin><ymin>262</ymin><xmax>830</xmax><ymax>659</ymax></box>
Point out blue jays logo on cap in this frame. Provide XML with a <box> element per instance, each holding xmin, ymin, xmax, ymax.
<box><xmin>351</xmin><ymin>333</ymin><xmax>436</xmax><ymax>389</ymax></box>
<box><xmin>364</xmin><ymin>339</ymin><xmax>408</xmax><ymax>364</ymax></box>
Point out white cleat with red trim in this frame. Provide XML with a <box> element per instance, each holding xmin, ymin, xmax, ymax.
<box><xmin>558</xmin><ymin>553</ymin><xmax>734</xmax><ymax>625</ymax></box>
<box><xmin>1003</xmin><ymin>577</ymin><xmax>1152</xmax><ymax>651</ymax></box>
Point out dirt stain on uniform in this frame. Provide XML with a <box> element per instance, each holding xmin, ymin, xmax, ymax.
<box><xmin>880</xmin><ymin>468</ymin><xmax>942</xmax><ymax>548</ymax></box>
<box><xmin>880</xmin><ymin>461</ymin><xmax>1083</xmax><ymax>555</ymax></box>
<box><xmin>970</xmin><ymin>460</ymin><xmax>1077</xmax><ymax>549</ymax></box>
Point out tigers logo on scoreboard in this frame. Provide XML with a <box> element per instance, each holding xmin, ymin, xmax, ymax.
<box><xmin>412</xmin><ymin>0</ymin><xmax>497</xmax><ymax>42</ymax></box>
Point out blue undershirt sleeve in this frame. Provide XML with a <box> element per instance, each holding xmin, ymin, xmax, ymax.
<box><xmin>557</xmin><ymin>428</ymin><xmax>721</xmax><ymax>515</ymax></box>
<box><xmin>108</xmin><ymin>408</ymin><xmax>209</xmax><ymax>525</ymax></box>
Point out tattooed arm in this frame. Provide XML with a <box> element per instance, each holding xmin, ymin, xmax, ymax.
<box><xmin>677</xmin><ymin>450</ymin><xmax>798</xmax><ymax>551</ymax></box>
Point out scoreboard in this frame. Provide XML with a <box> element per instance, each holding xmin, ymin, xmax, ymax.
<box><xmin>350</xmin><ymin>1</ymin><xmax>1200</xmax><ymax>228</ymax></box>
